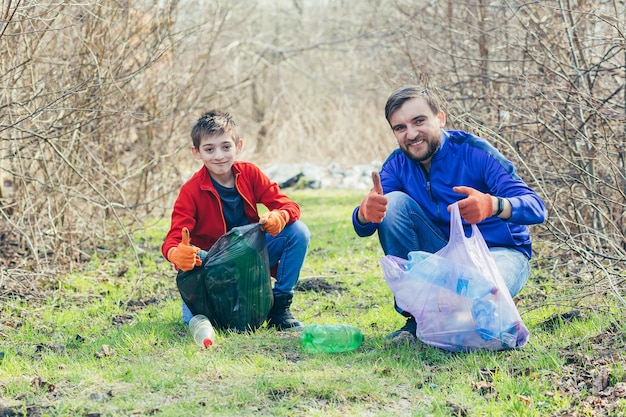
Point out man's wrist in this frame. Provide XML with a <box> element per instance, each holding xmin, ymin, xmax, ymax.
<box><xmin>356</xmin><ymin>208</ymin><xmax>368</xmax><ymax>225</ymax></box>
<box><xmin>494</xmin><ymin>197</ymin><xmax>504</xmax><ymax>217</ymax></box>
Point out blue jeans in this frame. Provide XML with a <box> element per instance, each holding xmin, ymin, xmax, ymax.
<box><xmin>379</xmin><ymin>192</ymin><xmax>530</xmax><ymax>315</ymax></box>
<box><xmin>182</xmin><ymin>220</ymin><xmax>311</xmax><ymax>324</ymax></box>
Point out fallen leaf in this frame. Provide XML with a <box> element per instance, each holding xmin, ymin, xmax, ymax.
<box><xmin>516</xmin><ymin>394</ymin><xmax>532</xmax><ymax>405</ymax></box>
<box><xmin>592</xmin><ymin>368</ymin><xmax>609</xmax><ymax>395</ymax></box>
<box><xmin>471</xmin><ymin>380</ymin><xmax>495</xmax><ymax>394</ymax></box>
<box><xmin>95</xmin><ymin>344</ymin><xmax>115</xmax><ymax>358</ymax></box>
<box><xmin>30</xmin><ymin>376</ymin><xmax>56</xmax><ymax>392</ymax></box>
<box><xmin>614</xmin><ymin>382</ymin><xmax>626</xmax><ymax>398</ymax></box>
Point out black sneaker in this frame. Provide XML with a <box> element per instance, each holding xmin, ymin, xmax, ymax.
<box><xmin>386</xmin><ymin>316</ymin><xmax>417</xmax><ymax>342</ymax></box>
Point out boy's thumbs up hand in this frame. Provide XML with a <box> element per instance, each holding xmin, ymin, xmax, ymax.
<box><xmin>358</xmin><ymin>171</ymin><xmax>388</xmax><ymax>224</ymax></box>
<box><xmin>181</xmin><ymin>227</ymin><xmax>192</xmax><ymax>246</ymax></box>
<box><xmin>167</xmin><ymin>227</ymin><xmax>202</xmax><ymax>271</ymax></box>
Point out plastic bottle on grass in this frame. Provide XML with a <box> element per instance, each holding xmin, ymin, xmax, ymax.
<box><xmin>189</xmin><ymin>314</ymin><xmax>216</xmax><ymax>348</ymax></box>
<box><xmin>299</xmin><ymin>324</ymin><xmax>364</xmax><ymax>353</ymax></box>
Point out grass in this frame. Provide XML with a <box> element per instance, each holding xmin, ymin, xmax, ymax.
<box><xmin>1</xmin><ymin>189</ymin><xmax>625</xmax><ymax>416</ymax></box>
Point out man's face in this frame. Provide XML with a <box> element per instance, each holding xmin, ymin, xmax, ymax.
<box><xmin>388</xmin><ymin>97</ymin><xmax>446</xmax><ymax>165</ymax></box>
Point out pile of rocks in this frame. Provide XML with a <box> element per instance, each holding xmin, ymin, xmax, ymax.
<box><xmin>262</xmin><ymin>162</ymin><xmax>383</xmax><ymax>190</ymax></box>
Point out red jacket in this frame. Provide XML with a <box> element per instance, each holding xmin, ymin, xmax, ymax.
<box><xmin>161</xmin><ymin>161</ymin><xmax>301</xmax><ymax>260</ymax></box>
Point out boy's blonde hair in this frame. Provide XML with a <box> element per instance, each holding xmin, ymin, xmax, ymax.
<box><xmin>191</xmin><ymin>110</ymin><xmax>241</xmax><ymax>149</ymax></box>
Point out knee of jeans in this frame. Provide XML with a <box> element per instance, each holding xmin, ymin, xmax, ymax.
<box><xmin>507</xmin><ymin>272</ymin><xmax>529</xmax><ymax>297</ymax></box>
<box><xmin>290</xmin><ymin>221</ymin><xmax>311</xmax><ymax>244</ymax></box>
<box><xmin>380</xmin><ymin>191</ymin><xmax>415</xmax><ymax>228</ymax></box>
<box><xmin>492</xmin><ymin>249</ymin><xmax>530</xmax><ymax>297</ymax></box>
<box><xmin>386</xmin><ymin>191</ymin><xmax>411</xmax><ymax>209</ymax></box>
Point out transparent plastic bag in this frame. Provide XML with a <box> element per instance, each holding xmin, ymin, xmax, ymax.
<box><xmin>176</xmin><ymin>223</ymin><xmax>273</xmax><ymax>332</ymax></box>
<box><xmin>381</xmin><ymin>203</ymin><xmax>530</xmax><ymax>352</ymax></box>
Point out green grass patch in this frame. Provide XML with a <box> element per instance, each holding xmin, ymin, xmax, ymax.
<box><xmin>1</xmin><ymin>189</ymin><xmax>624</xmax><ymax>416</ymax></box>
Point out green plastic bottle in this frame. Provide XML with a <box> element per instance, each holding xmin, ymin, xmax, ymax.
<box><xmin>299</xmin><ymin>324</ymin><xmax>364</xmax><ymax>353</ymax></box>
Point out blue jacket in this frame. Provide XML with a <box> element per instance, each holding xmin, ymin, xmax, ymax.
<box><xmin>352</xmin><ymin>129</ymin><xmax>546</xmax><ymax>258</ymax></box>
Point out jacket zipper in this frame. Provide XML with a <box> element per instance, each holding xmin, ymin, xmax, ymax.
<box><xmin>422</xmin><ymin>165</ymin><xmax>441</xmax><ymax>220</ymax></box>
<box><xmin>233</xmin><ymin>172</ymin><xmax>257</xmax><ymax>222</ymax></box>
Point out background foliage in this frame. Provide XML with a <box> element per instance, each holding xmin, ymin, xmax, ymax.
<box><xmin>1</xmin><ymin>0</ymin><xmax>625</xmax><ymax>311</ymax></box>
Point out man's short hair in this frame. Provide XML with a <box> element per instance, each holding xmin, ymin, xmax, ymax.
<box><xmin>385</xmin><ymin>85</ymin><xmax>442</xmax><ymax>123</ymax></box>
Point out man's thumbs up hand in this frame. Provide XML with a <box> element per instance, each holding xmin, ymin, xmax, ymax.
<box><xmin>358</xmin><ymin>171</ymin><xmax>388</xmax><ymax>224</ymax></box>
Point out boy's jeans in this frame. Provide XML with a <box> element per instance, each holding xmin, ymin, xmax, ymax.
<box><xmin>182</xmin><ymin>220</ymin><xmax>311</xmax><ymax>324</ymax></box>
<box><xmin>378</xmin><ymin>192</ymin><xmax>530</xmax><ymax>315</ymax></box>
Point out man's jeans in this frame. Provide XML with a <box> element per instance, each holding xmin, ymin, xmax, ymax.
<box><xmin>182</xmin><ymin>220</ymin><xmax>311</xmax><ymax>324</ymax></box>
<box><xmin>379</xmin><ymin>192</ymin><xmax>530</xmax><ymax>315</ymax></box>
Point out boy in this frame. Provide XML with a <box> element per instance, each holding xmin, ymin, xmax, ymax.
<box><xmin>162</xmin><ymin>110</ymin><xmax>310</xmax><ymax>331</ymax></box>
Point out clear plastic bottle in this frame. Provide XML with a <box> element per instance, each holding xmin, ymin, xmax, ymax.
<box><xmin>471</xmin><ymin>298</ymin><xmax>498</xmax><ymax>341</ymax></box>
<box><xmin>456</xmin><ymin>269</ymin><xmax>497</xmax><ymax>299</ymax></box>
<box><xmin>404</xmin><ymin>251</ymin><xmax>497</xmax><ymax>299</ymax></box>
<box><xmin>299</xmin><ymin>324</ymin><xmax>364</xmax><ymax>353</ymax></box>
<box><xmin>189</xmin><ymin>314</ymin><xmax>216</xmax><ymax>348</ymax></box>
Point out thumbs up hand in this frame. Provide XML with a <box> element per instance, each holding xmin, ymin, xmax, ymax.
<box><xmin>167</xmin><ymin>227</ymin><xmax>202</xmax><ymax>271</ymax></box>
<box><xmin>450</xmin><ymin>186</ymin><xmax>495</xmax><ymax>224</ymax></box>
<box><xmin>358</xmin><ymin>171</ymin><xmax>388</xmax><ymax>224</ymax></box>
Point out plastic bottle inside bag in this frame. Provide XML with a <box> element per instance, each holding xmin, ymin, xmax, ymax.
<box><xmin>471</xmin><ymin>298</ymin><xmax>498</xmax><ymax>340</ymax></box>
<box><xmin>404</xmin><ymin>251</ymin><xmax>496</xmax><ymax>300</ymax></box>
<box><xmin>471</xmin><ymin>298</ymin><xmax>520</xmax><ymax>348</ymax></box>
<box><xmin>403</xmin><ymin>250</ymin><xmax>431</xmax><ymax>269</ymax></box>
<box><xmin>405</xmin><ymin>252</ymin><xmax>457</xmax><ymax>291</ymax></box>
<box><xmin>456</xmin><ymin>268</ymin><xmax>498</xmax><ymax>299</ymax></box>
<box><xmin>420</xmin><ymin>287</ymin><xmax>476</xmax><ymax>339</ymax></box>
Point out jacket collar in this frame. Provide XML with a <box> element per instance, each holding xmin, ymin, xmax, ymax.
<box><xmin>431</xmin><ymin>129</ymin><xmax>450</xmax><ymax>162</ymax></box>
<box><xmin>198</xmin><ymin>162</ymin><xmax>241</xmax><ymax>191</ymax></box>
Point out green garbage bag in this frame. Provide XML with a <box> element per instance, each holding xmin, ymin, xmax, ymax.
<box><xmin>176</xmin><ymin>223</ymin><xmax>273</xmax><ymax>332</ymax></box>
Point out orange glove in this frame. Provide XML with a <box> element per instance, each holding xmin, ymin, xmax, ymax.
<box><xmin>260</xmin><ymin>209</ymin><xmax>289</xmax><ymax>236</ymax></box>
<box><xmin>450</xmin><ymin>186</ymin><xmax>495</xmax><ymax>224</ymax></box>
<box><xmin>358</xmin><ymin>171</ymin><xmax>388</xmax><ymax>223</ymax></box>
<box><xmin>167</xmin><ymin>227</ymin><xmax>202</xmax><ymax>271</ymax></box>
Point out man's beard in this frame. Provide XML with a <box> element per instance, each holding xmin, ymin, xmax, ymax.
<box><xmin>401</xmin><ymin>137</ymin><xmax>439</xmax><ymax>163</ymax></box>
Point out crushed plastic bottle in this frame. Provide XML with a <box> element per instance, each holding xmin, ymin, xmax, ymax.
<box><xmin>299</xmin><ymin>324</ymin><xmax>364</xmax><ymax>353</ymax></box>
<box><xmin>189</xmin><ymin>314</ymin><xmax>216</xmax><ymax>348</ymax></box>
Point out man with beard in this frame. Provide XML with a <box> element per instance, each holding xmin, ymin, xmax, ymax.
<box><xmin>352</xmin><ymin>85</ymin><xmax>546</xmax><ymax>343</ymax></box>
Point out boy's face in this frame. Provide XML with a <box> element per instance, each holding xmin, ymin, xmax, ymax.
<box><xmin>191</xmin><ymin>133</ymin><xmax>243</xmax><ymax>181</ymax></box>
